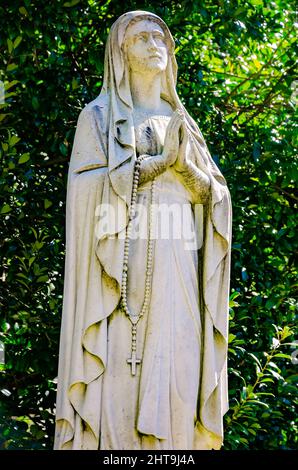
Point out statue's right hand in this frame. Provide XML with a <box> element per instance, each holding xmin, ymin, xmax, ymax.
<box><xmin>137</xmin><ymin>111</ymin><xmax>184</xmax><ymax>185</ymax></box>
<box><xmin>161</xmin><ymin>110</ymin><xmax>184</xmax><ymax>167</ymax></box>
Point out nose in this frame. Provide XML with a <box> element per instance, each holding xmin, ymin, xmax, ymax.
<box><xmin>147</xmin><ymin>35</ymin><xmax>158</xmax><ymax>52</ymax></box>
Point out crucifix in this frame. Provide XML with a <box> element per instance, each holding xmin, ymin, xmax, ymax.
<box><xmin>127</xmin><ymin>351</ymin><xmax>142</xmax><ymax>376</ymax></box>
<box><xmin>126</xmin><ymin>322</ymin><xmax>142</xmax><ymax>376</ymax></box>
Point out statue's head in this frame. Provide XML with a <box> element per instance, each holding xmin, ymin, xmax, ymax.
<box><xmin>102</xmin><ymin>11</ymin><xmax>178</xmax><ymax>107</ymax></box>
<box><xmin>123</xmin><ymin>16</ymin><xmax>173</xmax><ymax>76</ymax></box>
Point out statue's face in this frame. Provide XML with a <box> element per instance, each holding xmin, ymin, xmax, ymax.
<box><xmin>125</xmin><ymin>19</ymin><xmax>168</xmax><ymax>74</ymax></box>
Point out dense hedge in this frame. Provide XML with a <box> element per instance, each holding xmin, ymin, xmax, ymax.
<box><xmin>0</xmin><ymin>0</ymin><xmax>297</xmax><ymax>450</ymax></box>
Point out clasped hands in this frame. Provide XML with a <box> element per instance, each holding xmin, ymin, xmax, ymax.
<box><xmin>140</xmin><ymin>109</ymin><xmax>190</xmax><ymax>173</ymax></box>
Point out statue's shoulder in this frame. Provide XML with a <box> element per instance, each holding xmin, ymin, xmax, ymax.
<box><xmin>78</xmin><ymin>94</ymin><xmax>109</xmax><ymax>127</ymax></box>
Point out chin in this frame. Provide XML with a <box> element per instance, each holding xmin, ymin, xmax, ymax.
<box><xmin>145</xmin><ymin>62</ymin><xmax>167</xmax><ymax>73</ymax></box>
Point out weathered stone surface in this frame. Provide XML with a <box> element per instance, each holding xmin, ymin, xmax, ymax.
<box><xmin>54</xmin><ymin>10</ymin><xmax>232</xmax><ymax>451</ymax></box>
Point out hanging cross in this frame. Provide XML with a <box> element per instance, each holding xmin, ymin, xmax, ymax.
<box><xmin>127</xmin><ymin>351</ymin><xmax>142</xmax><ymax>376</ymax></box>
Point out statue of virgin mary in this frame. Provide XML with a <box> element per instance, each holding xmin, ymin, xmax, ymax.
<box><xmin>54</xmin><ymin>10</ymin><xmax>232</xmax><ymax>450</ymax></box>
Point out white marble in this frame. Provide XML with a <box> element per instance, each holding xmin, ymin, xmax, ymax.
<box><xmin>54</xmin><ymin>10</ymin><xmax>232</xmax><ymax>450</ymax></box>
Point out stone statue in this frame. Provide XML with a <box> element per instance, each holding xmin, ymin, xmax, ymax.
<box><xmin>54</xmin><ymin>10</ymin><xmax>232</xmax><ymax>450</ymax></box>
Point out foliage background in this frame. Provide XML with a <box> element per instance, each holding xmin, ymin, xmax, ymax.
<box><xmin>0</xmin><ymin>0</ymin><xmax>297</xmax><ymax>450</ymax></box>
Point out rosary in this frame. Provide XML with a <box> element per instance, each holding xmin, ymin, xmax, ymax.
<box><xmin>120</xmin><ymin>155</ymin><xmax>156</xmax><ymax>376</ymax></box>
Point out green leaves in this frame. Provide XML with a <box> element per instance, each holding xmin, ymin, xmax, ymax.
<box><xmin>31</xmin><ymin>96</ymin><xmax>39</xmax><ymax>110</ymax></box>
<box><xmin>226</xmin><ymin>325</ymin><xmax>297</xmax><ymax>448</ymax></box>
<box><xmin>63</xmin><ymin>0</ymin><xmax>81</xmax><ymax>7</ymax></box>
<box><xmin>6</xmin><ymin>63</ymin><xmax>18</xmax><ymax>72</ymax></box>
<box><xmin>7</xmin><ymin>36</ymin><xmax>22</xmax><ymax>53</ymax></box>
<box><xmin>18</xmin><ymin>153</ymin><xmax>30</xmax><ymax>164</ymax></box>
<box><xmin>1</xmin><ymin>204</ymin><xmax>11</xmax><ymax>214</ymax></box>
<box><xmin>7</xmin><ymin>39</ymin><xmax>14</xmax><ymax>54</ymax></box>
<box><xmin>44</xmin><ymin>199</ymin><xmax>52</xmax><ymax>209</ymax></box>
<box><xmin>0</xmin><ymin>0</ymin><xmax>296</xmax><ymax>452</ymax></box>
<box><xmin>9</xmin><ymin>135</ymin><xmax>20</xmax><ymax>147</ymax></box>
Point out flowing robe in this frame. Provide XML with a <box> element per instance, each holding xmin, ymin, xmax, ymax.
<box><xmin>54</xmin><ymin>96</ymin><xmax>232</xmax><ymax>450</ymax></box>
<box><xmin>101</xmin><ymin>115</ymin><xmax>203</xmax><ymax>449</ymax></box>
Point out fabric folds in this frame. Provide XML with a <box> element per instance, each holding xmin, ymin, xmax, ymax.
<box><xmin>54</xmin><ymin>10</ymin><xmax>232</xmax><ymax>451</ymax></box>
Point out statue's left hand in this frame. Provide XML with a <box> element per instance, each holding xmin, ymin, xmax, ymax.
<box><xmin>172</xmin><ymin>118</ymin><xmax>211</xmax><ymax>200</ymax></box>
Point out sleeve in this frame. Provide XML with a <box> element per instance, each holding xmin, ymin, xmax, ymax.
<box><xmin>69</xmin><ymin>104</ymin><xmax>108</xmax><ymax>174</ymax></box>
